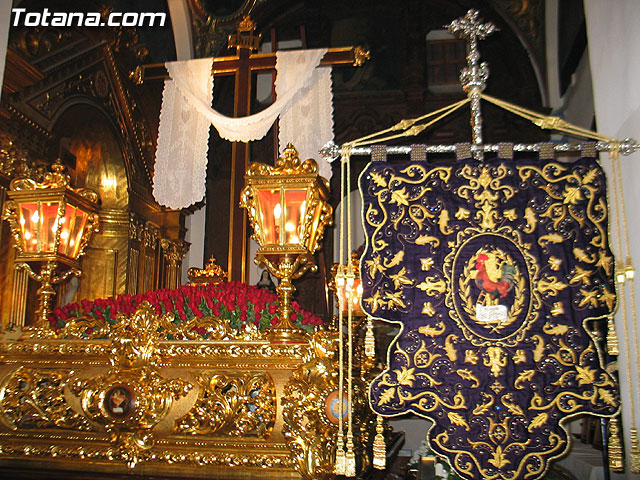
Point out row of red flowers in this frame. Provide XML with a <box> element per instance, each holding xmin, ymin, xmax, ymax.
<box><xmin>49</xmin><ymin>281</ymin><xmax>325</xmax><ymax>336</ymax></box>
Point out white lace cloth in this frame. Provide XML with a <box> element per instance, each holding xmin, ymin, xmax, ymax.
<box><xmin>152</xmin><ymin>57</ymin><xmax>213</xmax><ymax>209</ymax></box>
<box><xmin>169</xmin><ymin>48</ymin><xmax>326</xmax><ymax>142</ymax></box>
<box><xmin>153</xmin><ymin>49</ymin><xmax>331</xmax><ymax>209</ymax></box>
<box><xmin>278</xmin><ymin>64</ymin><xmax>334</xmax><ymax>180</ymax></box>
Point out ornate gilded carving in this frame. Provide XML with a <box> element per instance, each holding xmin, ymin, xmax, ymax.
<box><xmin>282</xmin><ymin>330</ymin><xmax>341</xmax><ymax>479</ymax></box>
<box><xmin>68</xmin><ymin>303</ymin><xmax>193</xmax><ymax>467</ymax></box>
<box><xmin>10</xmin><ymin>27</ymin><xmax>71</xmax><ymax>60</ymax></box>
<box><xmin>175</xmin><ymin>372</ymin><xmax>275</xmax><ymax>437</ymax></box>
<box><xmin>143</xmin><ymin>223</ymin><xmax>160</xmax><ymax>249</ymax></box>
<box><xmin>160</xmin><ymin>239</ymin><xmax>189</xmax><ymax>266</ymax></box>
<box><xmin>0</xmin><ymin>367</ymin><xmax>92</xmax><ymax>431</ymax></box>
<box><xmin>0</xmin><ymin>440</ymin><xmax>295</xmax><ymax>469</ymax></box>
<box><xmin>0</xmin><ymin>296</ymin><xmax>354</xmax><ymax>478</ymax></box>
<box><xmin>189</xmin><ymin>0</ymin><xmax>259</xmax><ymax>57</ymax></box>
<box><xmin>0</xmin><ymin>339</ymin><xmax>306</xmax><ymax>360</ymax></box>
<box><xmin>129</xmin><ymin>213</ymin><xmax>144</xmax><ymax>241</ymax></box>
<box><xmin>187</xmin><ymin>256</ymin><xmax>228</xmax><ymax>285</ymax></box>
<box><xmin>0</xmin><ymin>134</ymin><xmax>35</xmax><ymax>179</ymax></box>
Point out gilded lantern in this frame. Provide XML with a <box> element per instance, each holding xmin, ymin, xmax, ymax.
<box><xmin>2</xmin><ymin>159</ymin><xmax>99</xmax><ymax>327</ymax></box>
<box><xmin>240</xmin><ymin>144</ymin><xmax>332</xmax><ymax>342</ymax></box>
<box><xmin>241</xmin><ymin>143</ymin><xmax>332</xmax><ymax>259</ymax></box>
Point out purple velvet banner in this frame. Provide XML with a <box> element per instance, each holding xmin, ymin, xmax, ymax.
<box><xmin>360</xmin><ymin>155</ymin><xmax>619</xmax><ymax>480</ymax></box>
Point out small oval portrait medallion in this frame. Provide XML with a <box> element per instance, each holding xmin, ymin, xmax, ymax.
<box><xmin>325</xmin><ymin>390</ymin><xmax>349</xmax><ymax>425</ymax></box>
<box><xmin>104</xmin><ymin>385</ymin><xmax>135</xmax><ymax>418</ymax></box>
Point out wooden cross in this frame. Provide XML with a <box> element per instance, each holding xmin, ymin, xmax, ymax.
<box><xmin>136</xmin><ymin>16</ymin><xmax>368</xmax><ymax>283</ymax></box>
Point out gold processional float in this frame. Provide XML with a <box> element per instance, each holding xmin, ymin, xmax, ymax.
<box><xmin>0</xmin><ymin>141</ymin><xmax>381</xmax><ymax>479</ymax></box>
<box><xmin>0</xmin><ymin>8</ymin><xmax>639</xmax><ymax>480</ymax></box>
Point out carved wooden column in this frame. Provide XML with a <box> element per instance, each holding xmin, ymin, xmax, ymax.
<box><xmin>8</xmin><ymin>266</ymin><xmax>28</xmax><ymax>328</ymax></box>
<box><xmin>127</xmin><ymin>214</ymin><xmax>144</xmax><ymax>294</ymax></box>
<box><xmin>160</xmin><ymin>239</ymin><xmax>189</xmax><ymax>289</ymax></box>
<box><xmin>140</xmin><ymin>224</ymin><xmax>160</xmax><ymax>293</ymax></box>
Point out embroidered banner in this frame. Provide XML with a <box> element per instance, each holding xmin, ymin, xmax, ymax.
<box><xmin>360</xmin><ymin>155</ymin><xmax>619</xmax><ymax>480</ymax></box>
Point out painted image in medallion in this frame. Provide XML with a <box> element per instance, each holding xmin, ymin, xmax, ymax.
<box><xmin>452</xmin><ymin>234</ymin><xmax>530</xmax><ymax>341</ymax></box>
<box><xmin>104</xmin><ymin>385</ymin><xmax>135</xmax><ymax>418</ymax></box>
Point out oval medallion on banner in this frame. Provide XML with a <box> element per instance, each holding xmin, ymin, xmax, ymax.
<box><xmin>451</xmin><ymin>233</ymin><xmax>532</xmax><ymax>342</ymax></box>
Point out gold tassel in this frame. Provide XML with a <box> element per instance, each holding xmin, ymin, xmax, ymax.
<box><xmin>345</xmin><ymin>435</ymin><xmax>356</xmax><ymax>477</ymax></box>
<box><xmin>365</xmin><ymin>316</ymin><xmax>375</xmax><ymax>360</ymax></box>
<box><xmin>373</xmin><ymin>415</ymin><xmax>386</xmax><ymax>469</ymax></box>
<box><xmin>606</xmin><ymin>316</ymin><xmax>619</xmax><ymax>356</ymax></box>
<box><xmin>335</xmin><ymin>430</ymin><xmax>346</xmax><ymax>475</ymax></box>
<box><xmin>608</xmin><ymin>418</ymin><xmax>624</xmax><ymax>472</ymax></box>
<box><xmin>631</xmin><ymin>428</ymin><xmax>640</xmax><ymax>474</ymax></box>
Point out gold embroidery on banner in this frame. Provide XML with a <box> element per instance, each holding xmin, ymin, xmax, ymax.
<box><xmin>484</xmin><ymin>346</ymin><xmax>507</xmax><ymax>377</ymax></box>
<box><xmin>363</xmin><ymin>158</ymin><xmax>617</xmax><ymax>480</ymax></box>
<box><xmin>518</xmin><ymin>164</ymin><xmax>607</xmax><ymax>249</ymax></box>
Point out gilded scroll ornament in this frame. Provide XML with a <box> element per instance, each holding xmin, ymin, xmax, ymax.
<box><xmin>175</xmin><ymin>372</ymin><xmax>275</xmax><ymax>437</ymax></box>
<box><xmin>68</xmin><ymin>303</ymin><xmax>193</xmax><ymax>468</ymax></box>
<box><xmin>282</xmin><ymin>330</ymin><xmax>357</xmax><ymax>479</ymax></box>
<box><xmin>0</xmin><ymin>367</ymin><xmax>91</xmax><ymax>431</ymax></box>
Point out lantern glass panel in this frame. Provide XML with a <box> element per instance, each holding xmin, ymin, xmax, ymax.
<box><xmin>18</xmin><ymin>201</ymin><xmax>61</xmax><ymax>254</ymax></box>
<box><xmin>58</xmin><ymin>205</ymin><xmax>89</xmax><ymax>258</ymax></box>
<box><xmin>42</xmin><ymin>202</ymin><xmax>61</xmax><ymax>253</ymax></box>
<box><xmin>283</xmin><ymin>189</ymin><xmax>307</xmax><ymax>245</ymax></box>
<box><xmin>17</xmin><ymin>202</ymin><xmax>37</xmax><ymax>252</ymax></box>
<box><xmin>338</xmin><ymin>277</ymin><xmax>363</xmax><ymax>314</ymax></box>
<box><xmin>257</xmin><ymin>188</ymin><xmax>281</xmax><ymax>245</ymax></box>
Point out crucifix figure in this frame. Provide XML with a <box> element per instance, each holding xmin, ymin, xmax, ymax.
<box><xmin>137</xmin><ymin>17</ymin><xmax>368</xmax><ymax>282</ymax></box>
<box><xmin>447</xmin><ymin>9</ymin><xmax>498</xmax><ymax>150</ymax></box>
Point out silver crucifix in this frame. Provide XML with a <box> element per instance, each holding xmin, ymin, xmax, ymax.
<box><xmin>447</xmin><ymin>9</ymin><xmax>498</xmax><ymax>153</ymax></box>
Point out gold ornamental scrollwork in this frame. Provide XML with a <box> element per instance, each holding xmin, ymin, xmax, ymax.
<box><xmin>58</xmin><ymin>310</ymin><xmax>266</xmax><ymax>342</ymax></box>
<box><xmin>282</xmin><ymin>330</ymin><xmax>343</xmax><ymax>479</ymax></box>
<box><xmin>68</xmin><ymin>302</ymin><xmax>194</xmax><ymax>468</ymax></box>
<box><xmin>0</xmin><ymin>367</ymin><xmax>92</xmax><ymax>431</ymax></box>
<box><xmin>174</xmin><ymin>372</ymin><xmax>276</xmax><ymax>437</ymax></box>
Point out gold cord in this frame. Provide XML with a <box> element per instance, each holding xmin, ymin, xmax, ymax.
<box><xmin>611</xmin><ymin>146</ymin><xmax>640</xmax><ymax>472</ymax></box>
<box><xmin>344</xmin><ymin>150</ymin><xmax>356</xmax><ymax>477</ymax></box>
<box><xmin>480</xmin><ymin>93</ymin><xmax>616</xmax><ymax>143</ymax></box>
<box><xmin>349</xmin><ymin>99</ymin><xmax>470</xmax><ymax>148</ymax></box>
<box><xmin>334</xmin><ymin>149</ymin><xmax>349</xmax><ymax>475</ymax></box>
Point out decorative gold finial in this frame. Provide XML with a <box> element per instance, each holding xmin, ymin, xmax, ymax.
<box><xmin>228</xmin><ymin>15</ymin><xmax>261</xmax><ymax>51</ymax></box>
<box><xmin>353</xmin><ymin>46</ymin><xmax>371</xmax><ymax>67</ymax></box>
<box><xmin>237</xmin><ymin>15</ymin><xmax>256</xmax><ymax>32</ymax></box>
